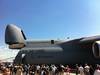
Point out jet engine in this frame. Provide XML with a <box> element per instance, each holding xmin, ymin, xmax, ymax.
<box><xmin>5</xmin><ymin>24</ymin><xmax>26</xmax><ymax>49</ymax></box>
<box><xmin>92</xmin><ymin>41</ymin><xmax>100</xmax><ymax>58</ymax></box>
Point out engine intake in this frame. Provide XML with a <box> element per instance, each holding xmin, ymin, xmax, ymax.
<box><xmin>92</xmin><ymin>41</ymin><xmax>100</xmax><ymax>58</ymax></box>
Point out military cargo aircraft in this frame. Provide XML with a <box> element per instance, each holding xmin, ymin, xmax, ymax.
<box><xmin>5</xmin><ymin>24</ymin><xmax>100</xmax><ymax>64</ymax></box>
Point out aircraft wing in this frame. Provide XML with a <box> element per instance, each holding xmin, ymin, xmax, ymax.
<box><xmin>59</xmin><ymin>35</ymin><xmax>100</xmax><ymax>59</ymax></box>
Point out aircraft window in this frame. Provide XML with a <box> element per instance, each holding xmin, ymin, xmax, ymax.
<box><xmin>21</xmin><ymin>30</ymin><xmax>26</xmax><ymax>40</ymax></box>
<box><xmin>51</xmin><ymin>40</ymin><xmax>54</xmax><ymax>44</ymax></box>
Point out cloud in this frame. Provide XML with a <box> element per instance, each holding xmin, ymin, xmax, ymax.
<box><xmin>0</xmin><ymin>45</ymin><xmax>19</xmax><ymax>62</ymax></box>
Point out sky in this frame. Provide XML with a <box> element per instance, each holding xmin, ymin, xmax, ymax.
<box><xmin>0</xmin><ymin>0</ymin><xmax>100</xmax><ymax>60</ymax></box>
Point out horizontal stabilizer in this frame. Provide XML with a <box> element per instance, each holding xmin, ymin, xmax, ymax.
<box><xmin>9</xmin><ymin>43</ymin><xmax>25</xmax><ymax>49</ymax></box>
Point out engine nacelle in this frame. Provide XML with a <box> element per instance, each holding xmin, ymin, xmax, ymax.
<box><xmin>92</xmin><ymin>41</ymin><xmax>100</xmax><ymax>58</ymax></box>
<box><xmin>5</xmin><ymin>24</ymin><xmax>26</xmax><ymax>49</ymax></box>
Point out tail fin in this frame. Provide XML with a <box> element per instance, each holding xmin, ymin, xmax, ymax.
<box><xmin>5</xmin><ymin>24</ymin><xmax>26</xmax><ymax>49</ymax></box>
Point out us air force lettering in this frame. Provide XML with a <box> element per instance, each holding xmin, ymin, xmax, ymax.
<box><xmin>5</xmin><ymin>24</ymin><xmax>100</xmax><ymax>64</ymax></box>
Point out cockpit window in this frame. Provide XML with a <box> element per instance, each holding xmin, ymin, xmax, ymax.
<box><xmin>21</xmin><ymin>30</ymin><xmax>26</xmax><ymax>40</ymax></box>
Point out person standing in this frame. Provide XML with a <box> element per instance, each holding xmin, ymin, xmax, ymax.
<box><xmin>65</xmin><ymin>65</ymin><xmax>71</xmax><ymax>75</ymax></box>
<box><xmin>16</xmin><ymin>66</ymin><xmax>23</xmax><ymax>75</ymax></box>
<box><xmin>75</xmin><ymin>64</ymin><xmax>79</xmax><ymax>75</ymax></box>
<box><xmin>94</xmin><ymin>65</ymin><xmax>100</xmax><ymax>75</ymax></box>
<box><xmin>3</xmin><ymin>68</ymin><xmax>11</xmax><ymax>75</ymax></box>
<box><xmin>36</xmin><ymin>65</ymin><xmax>40</xmax><ymax>75</ymax></box>
<box><xmin>84</xmin><ymin>64</ymin><xmax>90</xmax><ymax>75</ymax></box>
<box><xmin>89</xmin><ymin>65</ymin><xmax>94</xmax><ymax>75</ymax></box>
<box><xmin>79</xmin><ymin>65</ymin><xmax>84</xmax><ymax>75</ymax></box>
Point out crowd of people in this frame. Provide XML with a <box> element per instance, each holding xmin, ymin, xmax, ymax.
<box><xmin>0</xmin><ymin>62</ymin><xmax>100</xmax><ymax>75</ymax></box>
